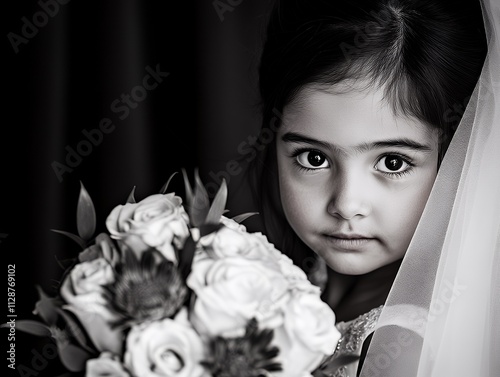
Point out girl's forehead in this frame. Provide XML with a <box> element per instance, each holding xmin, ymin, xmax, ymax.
<box><xmin>282</xmin><ymin>82</ymin><xmax>432</xmax><ymax>135</ymax></box>
<box><xmin>284</xmin><ymin>80</ymin><xmax>386</xmax><ymax>116</ymax></box>
<box><xmin>280</xmin><ymin>83</ymin><xmax>438</xmax><ymax>148</ymax></box>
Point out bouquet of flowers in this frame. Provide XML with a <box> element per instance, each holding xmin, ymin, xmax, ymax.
<box><xmin>11</xmin><ymin>170</ymin><xmax>346</xmax><ymax>377</ymax></box>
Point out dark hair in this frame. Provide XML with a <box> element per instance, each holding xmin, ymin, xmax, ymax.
<box><xmin>245</xmin><ymin>0</ymin><xmax>487</xmax><ymax>269</ymax></box>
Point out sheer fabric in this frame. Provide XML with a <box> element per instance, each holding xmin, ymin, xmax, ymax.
<box><xmin>360</xmin><ymin>0</ymin><xmax>500</xmax><ymax>375</ymax></box>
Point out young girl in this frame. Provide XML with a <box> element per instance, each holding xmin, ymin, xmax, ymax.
<box><xmin>243</xmin><ymin>0</ymin><xmax>491</xmax><ymax>375</ymax></box>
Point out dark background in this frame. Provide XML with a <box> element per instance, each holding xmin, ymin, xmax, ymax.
<box><xmin>2</xmin><ymin>1</ymin><xmax>273</xmax><ymax>375</ymax></box>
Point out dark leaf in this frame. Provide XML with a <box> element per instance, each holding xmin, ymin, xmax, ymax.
<box><xmin>57</xmin><ymin>341</ymin><xmax>93</xmax><ymax>372</ymax></box>
<box><xmin>231</xmin><ymin>212</ymin><xmax>260</xmax><ymax>224</ymax></box>
<box><xmin>3</xmin><ymin>320</ymin><xmax>51</xmax><ymax>337</ymax></box>
<box><xmin>205</xmin><ymin>178</ymin><xmax>227</xmax><ymax>225</ymax></box>
<box><xmin>160</xmin><ymin>171</ymin><xmax>178</xmax><ymax>194</ymax></box>
<box><xmin>199</xmin><ymin>223</ymin><xmax>223</xmax><ymax>238</ymax></box>
<box><xmin>178</xmin><ymin>235</ymin><xmax>197</xmax><ymax>281</ymax></box>
<box><xmin>181</xmin><ymin>168</ymin><xmax>194</xmax><ymax>208</ymax></box>
<box><xmin>76</xmin><ymin>181</ymin><xmax>96</xmax><ymax>241</ymax></box>
<box><xmin>65</xmin><ymin>306</ymin><xmax>124</xmax><ymax>355</ymax></box>
<box><xmin>33</xmin><ymin>285</ymin><xmax>59</xmax><ymax>326</ymax></box>
<box><xmin>56</xmin><ymin>308</ymin><xmax>94</xmax><ymax>353</ymax></box>
<box><xmin>54</xmin><ymin>254</ymin><xmax>78</xmax><ymax>272</ymax></box>
<box><xmin>190</xmin><ymin>168</ymin><xmax>210</xmax><ymax>227</ymax></box>
<box><xmin>51</xmin><ymin>230</ymin><xmax>86</xmax><ymax>250</ymax></box>
<box><xmin>54</xmin><ymin>254</ymin><xmax>69</xmax><ymax>271</ymax></box>
<box><xmin>126</xmin><ymin>186</ymin><xmax>136</xmax><ymax>204</ymax></box>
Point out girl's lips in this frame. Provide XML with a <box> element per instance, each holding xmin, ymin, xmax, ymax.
<box><xmin>323</xmin><ymin>235</ymin><xmax>375</xmax><ymax>250</ymax></box>
<box><xmin>327</xmin><ymin>232</ymin><xmax>373</xmax><ymax>239</ymax></box>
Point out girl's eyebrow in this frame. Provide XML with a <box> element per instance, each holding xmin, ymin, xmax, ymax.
<box><xmin>281</xmin><ymin>131</ymin><xmax>434</xmax><ymax>155</ymax></box>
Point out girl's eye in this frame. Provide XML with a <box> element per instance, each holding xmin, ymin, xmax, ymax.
<box><xmin>375</xmin><ymin>154</ymin><xmax>414</xmax><ymax>177</ymax></box>
<box><xmin>296</xmin><ymin>150</ymin><xmax>330</xmax><ymax>170</ymax></box>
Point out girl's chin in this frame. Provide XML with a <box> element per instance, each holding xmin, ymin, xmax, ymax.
<box><xmin>321</xmin><ymin>252</ymin><xmax>391</xmax><ymax>276</ymax></box>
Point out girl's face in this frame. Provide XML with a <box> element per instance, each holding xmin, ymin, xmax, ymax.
<box><xmin>276</xmin><ymin>83</ymin><xmax>440</xmax><ymax>275</ymax></box>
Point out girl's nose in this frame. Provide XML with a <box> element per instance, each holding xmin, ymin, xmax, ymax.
<box><xmin>326</xmin><ymin>170</ymin><xmax>372</xmax><ymax>220</ymax></box>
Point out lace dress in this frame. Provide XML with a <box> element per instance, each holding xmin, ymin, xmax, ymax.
<box><xmin>308</xmin><ymin>258</ymin><xmax>384</xmax><ymax>377</ymax></box>
<box><xmin>329</xmin><ymin>305</ymin><xmax>383</xmax><ymax>377</ymax></box>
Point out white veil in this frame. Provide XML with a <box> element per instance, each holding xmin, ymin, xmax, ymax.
<box><xmin>360</xmin><ymin>0</ymin><xmax>500</xmax><ymax>375</ymax></box>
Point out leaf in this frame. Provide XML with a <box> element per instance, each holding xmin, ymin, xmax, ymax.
<box><xmin>3</xmin><ymin>320</ymin><xmax>51</xmax><ymax>337</ymax></box>
<box><xmin>181</xmin><ymin>168</ymin><xmax>194</xmax><ymax>208</ymax></box>
<box><xmin>205</xmin><ymin>178</ymin><xmax>228</xmax><ymax>225</ymax></box>
<box><xmin>51</xmin><ymin>230</ymin><xmax>86</xmax><ymax>250</ymax></box>
<box><xmin>178</xmin><ymin>235</ymin><xmax>197</xmax><ymax>282</ymax></box>
<box><xmin>126</xmin><ymin>186</ymin><xmax>136</xmax><ymax>203</ymax></box>
<box><xmin>33</xmin><ymin>285</ymin><xmax>59</xmax><ymax>326</ymax></box>
<box><xmin>199</xmin><ymin>223</ymin><xmax>223</xmax><ymax>238</ymax></box>
<box><xmin>56</xmin><ymin>308</ymin><xmax>94</xmax><ymax>354</ymax></box>
<box><xmin>57</xmin><ymin>341</ymin><xmax>93</xmax><ymax>372</ymax></box>
<box><xmin>231</xmin><ymin>212</ymin><xmax>259</xmax><ymax>224</ymax></box>
<box><xmin>76</xmin><ymin>181</ymin><xmax>96</xmax><ymax>241</ymax></box>
<box><xmin>160</xmin><ymin>171</ymin><xmax>178</xmax><ymax>194</ymax></box>
<box><xmin>54</xmin><ymin>254</ymin><xmax>78</xmax><ymax>272</ymax></box>
<box><xmin>64</xmin><ymin>306</ymin><xmax>124</xmax><ymax>355</ymax></box>
<box><xmin>190</xmin><ymin>168</ymin><xmax>210</xmax><ymax>227</ymax></box>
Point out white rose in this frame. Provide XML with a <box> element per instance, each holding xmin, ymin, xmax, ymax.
<box><xmin>272</xmin><ymin>291</ymin><xmax>340</xmax><ymax>377</ymax></box>
<box><xmin>202</xmin><ymin>226</ymin><xmax>318</xmax><ymax>295</ymax></box>
<box><xmin>187</xmin><ymin>256</ymin><xmax>290</xmax><ymax>337</ymax></box>
<box><xmin>199</xmin><ymin>224</ymin><xmax>280</xmax><ymax>263</ymax></box>
<box><xmin>60</xmin><ymin>258</ymin><xmax>116</xmax><ymax>321</ymax></box>
<box><xmin>219</xmin><ymin>215</ymin><xmax>247</xmax><ymax>231</ymax></box>
<box><xmin>86</xmin><ymin>352</ymin><xmax>130</xmax><ymax>377</ymax></box>
<box><xmin>274</xmin><ymin>252</ymin><xmax>321</xmax><ymax>294</ymax></box>
<box><xmin>124</xmin><ymin>309</ymin><xmax>207</xmax><ymax>377</ymax></box>
<box><xmin>190</xmin><ymin>215</ymin><xmax>246</xmax><ymax>243</ymax></box>
<box><xmin>106</xmin><ymin>193</ymin><xmax>190</xmax><ymax>263</ymax></box>
<box><xmin>78</xmin><ymin>233</ymin><xmax>120</xmax><ymax>267</ymax></box>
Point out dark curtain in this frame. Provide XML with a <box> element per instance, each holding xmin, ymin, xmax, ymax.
<box><xmin>2</xmin><ymin>1</ymin><xmax>272</xmax><ymax>375</ymax></box>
